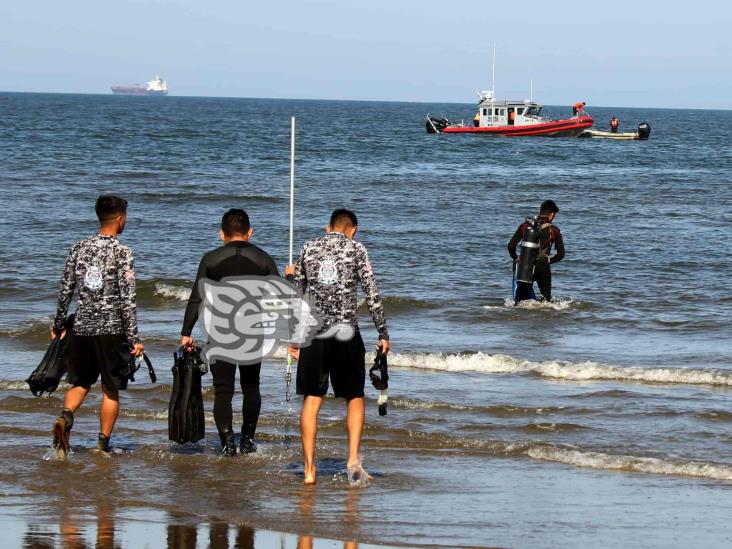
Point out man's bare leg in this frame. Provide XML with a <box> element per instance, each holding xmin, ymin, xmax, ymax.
<box><xmin>100</xmin><ymin>386</ymin><xmax>120</xmax><ymax>438</ymax></box>
<box><xmin>346</xmin><ymin>397</ymin><xmax>365</xmax><ymax>468</ymax></box>
<box><xmin>301</xmin><ymin>396</ymin><xmax>323</xmax><ymax>485</ymax></box>
<box><xmin>63</xmin><ymin>385</ymin><xmax>90</xmax><ymax>412</ymax></box>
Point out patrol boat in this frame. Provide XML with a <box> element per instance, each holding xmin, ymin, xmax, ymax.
<box><xmin>426</xmin><ymin>89</ymin><xmax>593</xmax><ymax>137</ymax></box>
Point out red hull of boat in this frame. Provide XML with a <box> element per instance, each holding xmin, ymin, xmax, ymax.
<box><xmin>442</xmin><ymin>115</ymin><xmax>593</xmax><ymax>136</ymax></box>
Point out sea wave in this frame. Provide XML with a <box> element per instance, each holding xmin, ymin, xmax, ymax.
<box><xmin>368</xmin><ymin>427</ymin><xmax>732</xmax><ymax>481</ymax></box>
<box><xmin>389</xmin><ymin>397</ymin><xmax>593</xmax><ymax>417</ymax></box>
<box><xmin>137</xmin><ymin>281</ymin><xmax>432</xmax><ymax>313</ymax></box>
<box><xmin>130</xmin><ymin>191</ymin><xmax>284</xmax><ymax>204</ymax></box>
<box><xmin>359</xmin><ymin>295</ymin><xmax>438</xmax><ymax>315</ymax></box>
<box><xmin>137</xmin><ymin>279</ymin><xmax>191</xmax><ymax>306</ymax></box>
<box><xmin>527</xmin><ymin>446</ymin><xmax>732</xmax><ymax>481</ymax></box>
<box><xmin>0</xmin><ymin>318</ymin><xmax>52</xmax><ymax>344</ymax></box>
<box><xmin>386</xmin><ymin>351</ymin><xmax>732</xmax><ymax>387</ymax></box>
<box><xmin>481</xmin><ymin>297</ymin><xmax>587</xmax><ymax>311</ymax></box>
<box><xmin>0</xmin><ymin>381</ymin><xmax>31</xmax><ymax>391</ymax></box>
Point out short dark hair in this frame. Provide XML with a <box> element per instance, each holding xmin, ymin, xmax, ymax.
<box><xmin>329</xmin><ymin>209</ymin><xmax>358</xmax><ymax>228</ymax></box>
<box><xmin>95</xmin><ymin>195</ymin><xmax>128</xmax><ymax>222</ymax></box>
<box><xmin>540</xmin><ymin>200</ymin><xmax>559</xmax><ymax>214</ymax></box>
<box><xmin>221</xmin><ymin>208</ymin><xmax>250</xmax><ymax>236</ymax></box>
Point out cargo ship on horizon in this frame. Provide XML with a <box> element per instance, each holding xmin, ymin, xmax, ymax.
<box><xmin>110</xmin><ymin>76</ymin><xmax>168</xmax><ymax>96</ymax></box>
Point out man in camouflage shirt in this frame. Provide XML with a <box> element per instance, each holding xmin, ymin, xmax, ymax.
<box><xmin>286</xmin><ymin>208</ymin><xmax>390</xmax><ymax>485</ymax></box>
<box><xmin>50</xmin><ymin>195</ymin><xmax>144</xmax><ymax>459</ymax></box>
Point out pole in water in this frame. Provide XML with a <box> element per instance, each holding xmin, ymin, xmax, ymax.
<box><xmin>289</xmin><ymin>116</ymin><xmax>296</xmax><ymax>266</ymax></box>
<box><xmin>286</xmin><ymin>116</ymin><xmax>296</xmax><ymax>402</ymax></box>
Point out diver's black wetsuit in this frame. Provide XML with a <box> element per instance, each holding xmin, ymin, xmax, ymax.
<box><xmin>507</xmin><ymin>220</ymin><xmax>565</xmax><ymax>302</ymax></box>
<box><xmin>182</xmin><ymin>241</ymin><xmax>280</xmax><ymax>444</ymax></box>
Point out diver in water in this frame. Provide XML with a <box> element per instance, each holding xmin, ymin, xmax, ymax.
<box><xmin>285</xmin><ymin>209</ymin><xmax>390</xmax><ymax>486</ymax></box>
<box><xmin>508</xmin><ymin>200</ymin><xmax>565</xmax><ymax>303</ymax></box>
<box><xmin>50</xmin><ymin>195</ymin><xmax>145</xmax><ymax>458</ymax></box>
<box><xmin>181</xmin><ymin>209</ymin><xmax>280</xmax><ymax>456</ymax></box>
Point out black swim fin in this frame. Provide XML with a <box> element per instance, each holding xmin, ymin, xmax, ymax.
<box><xmin>27</xmin><ymin>315</ymin><xmax>74</xmax><ymax>397</ymax></box>
<box><xmin>168</xmin><ymin>347</ymin><xmax>207</xmax><ymax>444</ymax></box>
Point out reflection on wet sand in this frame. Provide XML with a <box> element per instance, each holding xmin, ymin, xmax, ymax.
<box><xmin>23</xmin><ymin>500</ymin><xmax>117</xmax><ymax>549</ymax></box>
<box><xmin>296</xmin><ymin>485</ymin><xmax>362</xmax><ymax>549</ymax></box>
<box><xmin>207</xmin><ymin>520</ymin><xmax>254</xmax><ymax>549</ymax></box>
<box><xmin>23</xmin><ymin>525</ymin><xmax>54</xmax><ymax>549</ymax></box>
<box><xmin>167</xmin><ymin>521</ymin><xmax>197</xmax><ymax>549</ymax></box>
<box><xmin>20</xmin><ymin>500</ymin><xmax>387</xmax><ymax>549</ymax></box>
<box><xmin>298</xmin><ymin>536</ymin><xmax>359</xmax><ymax>549</ymax></box>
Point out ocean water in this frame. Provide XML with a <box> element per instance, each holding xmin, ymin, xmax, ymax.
<box><xmin>0</xmin><ymin>93</ymin><xmax>731</xmax><ymax>548</ymax></box>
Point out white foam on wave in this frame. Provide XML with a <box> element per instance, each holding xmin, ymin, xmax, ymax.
<box><xmin>528</xmin><ymin>446</ymin><xmax>732</xmax><ymax>481</ymax></box>
<box><xmin>0</xmin><ymin>380</ymin><xmax>33</xmax><ymax>391</ymax></box>
<box><xmin>154</xmin><ymin>283</ymin><xmax>191</xmax><ymax>302</ymax></box>
<box><xmin>482</xmin><ymin>297</ymin><xmax>581</xmax><ymax>311</ymax></box>
<box><xmin>386</xmin><ymin>351</ymin><xmax>732</xmax><ymax>387</ymax></box>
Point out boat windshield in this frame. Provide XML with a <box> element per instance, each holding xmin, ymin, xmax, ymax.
<box><xmin>525</xmin><ymin>106</ymin><xmax>542</xmax><ymax>117</ymax></box>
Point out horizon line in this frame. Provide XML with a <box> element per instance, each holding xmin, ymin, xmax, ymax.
<box><xmin>0</xmin><ymin>89</ymin><xmax>729</xmax><ymax>112</ymax></box>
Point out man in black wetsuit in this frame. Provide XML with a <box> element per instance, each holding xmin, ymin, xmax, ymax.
<box><xmin>181</xmin><ymin>209</ymin><xmax>280</xmax><ymax>456</ymax></box>
<box><xmin>507</xmin><ymin>200</ymin><xmax>565</xmax><ymax>303</ymax></box>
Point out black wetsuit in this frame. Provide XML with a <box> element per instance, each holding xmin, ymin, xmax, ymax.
<box><xmin>507</xmin><ymin>221</ymin><xmax>565</xmax><ymax>302</ymax></box>
<box><xmin>182</xmin><ymin>241</ymin><xmax>280</xmax><ymax>444</ymax></box>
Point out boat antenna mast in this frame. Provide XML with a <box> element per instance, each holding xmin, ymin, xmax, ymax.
<box><xmin>491</xmin><ymin>43</ymin><xmax>496</xmax><ymax>98</ymax></box>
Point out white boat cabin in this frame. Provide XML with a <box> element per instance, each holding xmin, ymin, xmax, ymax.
<box><xmin>475</xmin><ymin>90</ymin><xmax>543</xmax><ymax>128</ymax></box>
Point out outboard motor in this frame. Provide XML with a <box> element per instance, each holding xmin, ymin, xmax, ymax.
<box><xmin>637</xmin><ymin>122</ymin><xmax>651</xmax><ymax>140</ymax></box>
<box><xmin>426</xmin><ymin>116</ymin><xmax>450</xmax><ymax>134</ymax></box>
<box><xmin>515</xmin><ymin>216</ymin><xmax>541</xmax><ymax>283</ymax></box>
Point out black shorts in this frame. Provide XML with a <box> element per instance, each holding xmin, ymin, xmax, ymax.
<box><xmin>65</xmin><ymin>333</ymin><xmax>129</xmax><ymax>391</ymax></box>
<box><xmin>296</xmin><ymin>331</ymin><xmax>366</xmax><ymax>399</ymax></box>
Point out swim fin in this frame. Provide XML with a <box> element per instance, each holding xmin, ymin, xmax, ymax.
<box><xmin>27</xmin><ymin>315</ymin><xmax>75</xmax><ymax>397</ymax></box>
<box><xmin>168</xmin><ymin>346</ymin><xmax>207</xmax><ymax>444</ymax></box>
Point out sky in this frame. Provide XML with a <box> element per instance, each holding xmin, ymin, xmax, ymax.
<box><xmin>1</xmin><ymin>0</ymin><xmax>730</xmax><ymax>108</ymax></box>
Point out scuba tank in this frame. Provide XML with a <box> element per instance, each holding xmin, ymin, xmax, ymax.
<box><xmin>515</xmin><ymin>216</ymin><xmax>541</xmax><ymax>283</ymax></box>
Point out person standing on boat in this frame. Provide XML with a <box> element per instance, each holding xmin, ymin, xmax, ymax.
<box><xmin>573</xmin><ymin>101</ymin><xmax>586</xmax><ymax>116</ymax></box>
<box><xmin>507</xmin><ymin>200</ymin><xmax>565</xmax><ymax>303</ymax></box>
<box><xmin>473</xmin><ymin>112</ymin><xmax>480</xmax><ymax>127</ymax></box>
<box><xmin>610</xmin><ymin>117</ymin><xmax>620</xmax><ymax>133</ymax></box>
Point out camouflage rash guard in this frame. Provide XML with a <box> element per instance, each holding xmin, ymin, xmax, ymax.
<box><xmin>293</xmin><ymin>232</ymin><xmax>389</xmax><ymax>340</ymax></box>
<box><xmin>53</xmin><ymin>234</ymin><xmax>140</xmax><ymax>344</ymax></box>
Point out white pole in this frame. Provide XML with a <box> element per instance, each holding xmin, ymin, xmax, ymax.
<box><xmin>286</xmin><ymin>116</ymin><xmax>296</xmax><ymax>402</ymax></box>
<box><xmin>289</xmin><ymin>117</ymin><xmax>295</xmax><ymax>265</ymax></box>
<box><xmin>530</xmin><ymin>79</ymin><xmax>533</xmax><ymax>102</ymax></box>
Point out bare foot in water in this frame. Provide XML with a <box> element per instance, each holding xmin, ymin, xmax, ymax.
<box><xmin>347</xmin><ymin>462</ymin><xmax>372</xmax><ymax>487</ymax></box>
<box><xmin>304</xmin><ymin>465</ymin><xmax>317</xmax><ymax>485</ymax></box>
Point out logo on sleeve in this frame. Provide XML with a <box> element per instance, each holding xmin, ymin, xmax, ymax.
<box><xmin>317</xmin><ymin>258</ymin><xmax>339</xmax><ymax>285</ymax></box>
